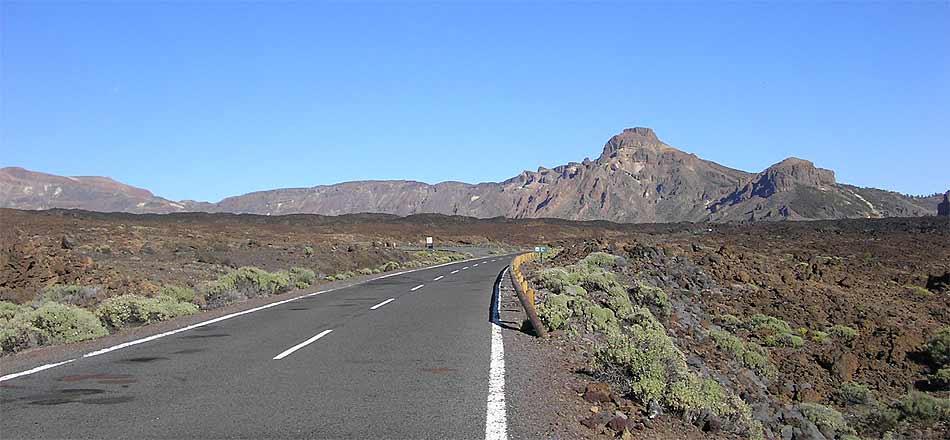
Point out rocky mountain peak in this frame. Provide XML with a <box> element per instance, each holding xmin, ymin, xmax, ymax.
<box><xmin>600</xmin><ymin>127</ymin><xmax>666</xmax><ymax>158</ymax></box>
<box><xmin>760</xmin><ymin>157</ymin><xmax>836</xmax><ymax>193</ymax></box>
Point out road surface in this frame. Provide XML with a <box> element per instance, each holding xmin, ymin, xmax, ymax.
<box><xmin>1</xmin><ymin>255</ymin><xmax>514</xmax><ymax>439</ymax></box>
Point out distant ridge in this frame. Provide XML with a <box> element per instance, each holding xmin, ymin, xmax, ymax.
<box><xmin>1</xmin><ymin>128</ymin><xmax>941</xmax><ymax>222</ymax></box>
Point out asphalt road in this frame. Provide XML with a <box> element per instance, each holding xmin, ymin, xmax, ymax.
<box><xmin>1</xmin><ymin>255</ymin><xmax>514</xmax><ymax>439</ymax></box>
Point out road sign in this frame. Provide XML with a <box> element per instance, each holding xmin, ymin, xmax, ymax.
<box><xmin>426</xmin><ymin>236</ymin><xmax>433</xmax><ymax>249</ymax></box>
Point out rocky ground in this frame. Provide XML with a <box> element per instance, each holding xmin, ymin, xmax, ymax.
<box><xmin>518</xmin><ymin>216</ymin><xmax>950</xmax><ymax>439</ymax></box>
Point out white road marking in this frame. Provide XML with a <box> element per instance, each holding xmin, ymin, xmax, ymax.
<box><xmin>272</xmin><ymin>329</ymin><xmax>333</xmax><ymax>360</ymax></box>
<box><xmin>82</xmin><ymin>289</ymin><xmax>331</xmax><ymax>359</ymax></box>
<box><xmin>485</xmin><ymin>322</ymin><xmax>507</xmax><ymax>439</ymax></box>
<box><xmin>0</xmin><ymin>359</ymin><xmax>75</xmax><ymax>383</ymax></box>
<box><xmin>433</xmin><ymin>276</ymin><xmax>444</xmax><ymax>281</ymax></box>
<box><xmin>463</xmin><ymin>266</ymin><xmax>470</xmax><ymax>270</ymax></box>
<box><xmin>474</xmin><ymin>263</ymin><xmax>480</xmax><ymax>267</ymax></box>
<box><xmin>451</xmin><ymin>270</ymin><xmax>460</xmax><ymax>274</ymax></box>
<box><xmin>0</xmin><ymin>253</ymin><xmax>492</xmax><ymax>382</ymax></box>
<box><xmin>410</xmin><ymin>284</ymin><xmax>424</xmax><ymax>291</ymax></box>
<box><xmin>370</xmin><ymin>298</ymin><xmax>396</xmax><ymax>310</ymax></box>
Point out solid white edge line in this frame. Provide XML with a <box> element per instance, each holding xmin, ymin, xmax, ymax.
<box><xmin>370</xmin><ymin>298</ymin><xmax>396</xmax><ymax>310</ymax></box>
<box><xmin>0</xmin><ymin>359</ymin><xmax>76</xmax><ymax>382</ymax></box>
<box><xmin>410</xmin><ymin>284</ymin><xmax>424</xmax><ymax>291</ymax></box>
<box><xmin>486</xmin><ymin>322</ymin><xmax>508</xmax><ymax>439</ymax></box>
<box><xmin>1</xmin><ymin>252</ymin><xmax>514</xmax><ymax>382</ymax></box>
<box><xmin>272</xmin><ymin>329</ymin><xmax>333</xmax><ymax>360</ymax></box>
<box><xmin>433</xmin><ymin>276</ymin><xmax>444</xmax><ymax>281</ymax></box>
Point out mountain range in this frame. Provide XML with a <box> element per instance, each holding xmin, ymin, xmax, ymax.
<box><xmin>2</xmin><ymin>127</ymin><xmax>942</xmax><ymax>223</ymax></box>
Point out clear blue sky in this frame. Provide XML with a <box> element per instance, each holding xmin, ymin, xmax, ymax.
<box><xmin>2</xmin><ymin>1</ymin><xmax>947</xmax><ymax>202</ymax></box>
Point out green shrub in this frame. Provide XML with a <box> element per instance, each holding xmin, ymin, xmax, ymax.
<box><xmin>1</xmin><ymin>302</ymin><xmax>107</xmax><ymax>353</ymax></box>
<box><xmin>579</xmin><ymin>252</ymin><xmax>621</xmax><ymax>268</ymax></box>
<box><xmin>827</xmin><ymin>324</ymin><xmax>859</xmax><ymax>341</ymax></box>
<box><xmin>810</xmin><ymin>330</ymin><xmax>830</xmax><ymax>343</ymax></box>
<box><xmin>535</xmin><ymin>267</ymin><xmax>578</xmax><ymax>294</ymax></box>
<box><xmin>576</xmin><ymin>298</ymin><xmax>619</xmax><ymax>335</ymax></box>
<box><xmin>927</xmin><ymin>327</ymin><xmax>950</xmax><ymax>366</ymax></box>
<box><xmin>747</xmin><ymin>313</ymin><xmax>793</xmax><ymax>334</ymax></box>
<box><xmin>799</xmin><ymin>403</ymin><xmax>856</xmax><ymax>437</ymax></box>
<box><xmin>203</xmin><ymin>267</ymin><xmax>292</xmax><ymax>307</ymax></box>
<box><xmin>358</xmin><ymin>268</ymin><xmax>374</xmax><ymax>276</ymax></box>
<box><xmin>97</xmin><ymin>295</ymin><xmax>198</xmax><ymax>329</ymax></box>
<box><xmin>933</xmin><ymin>366</ymin><xmax>950</xmax><ymax>387</ymax></box>
<box><xmin>631</xmin><ymin>283</ymin><xmax>671</xmax><ymax>318</ymax></box>
<box><xmin>0</xmin><ymin>318</ymin><xmax>44</xmax><ymax>354</ymax></box>
<box><xmin>33</xmin><ymin>284</ymin><xmax>101</xmax><ymax>306</ymax></box>
<box><xmin>537</xmin><ymin>293</ymin><xmax>574</xmax><ymax>331</ymax></box>
<box><xmin>897</xmin><ymin>392</ymin><xmax>950</xmax><ymax>422</ymax></box>
<box><xmin>0</xmin><ymin>301</ymin><xmax>25</xmax><ymax>320</ymax></box>
<box><xmin>290</xmin><ymin>267</ymin><xmax>317</xmax><ymax>288</ymax></box>
<box><xmin>717</xmin><ymin>314</ymin><xmax>741</xmax><ymax>328</ymax></box>
<box><xmin>903</xmin><ymin>284</ymin><xmax>932</xmax><ymax>296</ymax></box>
<box><xmin>839</xmin><ymin>382</ymin><xmax>873</xmax><ymax>405</ymax></box>
<box><xmin>159</xmin><ymin>285</ymin><xmax>199</xmax><ymax>304</ymax></box>
<box><xmin>303</xmin><ymin>246</ymin><xmax>314</xmax><ymax>257</ymax></box>
<box><xmin>379</xmin><ymin>261</ymin><xmax>401</xmax><ymax>272</ymax></box>
<box><xmin>709</xmin><ymin>329</ymin><xmax>778</xmax><ymax>379</ymax></box>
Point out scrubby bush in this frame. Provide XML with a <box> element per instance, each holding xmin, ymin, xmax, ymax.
<box><xmin>717</xmin><ymin>314</ymin><xmax>741</xmax><ymax>329</ymax></box>
<box><xmin>631</xmin><ymin>282</ymin><xmax>671</xmax><ymax>318</ymax></box>
<box><xmin>827</xmin><ymin>324</ymin><xmax>859</xmax><ymax>341</ymax></box>
<box><xmin>933</xmin><ymin>366</ymin><xmax>950</xmax><ymax>387</ymax></box>
<box><xmin>202</xmin><ymin>267</ymin><xmax>292</xmax><ymax>308</ymax></box>
<box><xmin>0</xmin><ymin>301</ymin><xmax>24</xmax><ymax>320</ymax></box>
<box><xmin>357</xmin><ymin>268</ymin><xmax>373</xmax><ymax>276</ymax></box>
<box><xmin>379</xmin><ymin>261</ymin><xmax>401</xmax><ymax>272</ymax></box>
<box><xmin>33</xmin><ymin>284</ymin><xmax>101</xmax><ymax>306</ymax></box>
<box><xmin>927</xmin><ymin>327</ymin><xmax>950</xmax><ymax>366</ymax></box>
<box><xmin>303</xmin><ymin>246</ymin><xmax>314</xmax><ymax>257</ymax></box>
<box><xmin>159</xmin><ymin>285</ymin><xmax>199</xmax><ymax>304</ymax></box>
<box><xmin>809</xmin><ymin>330</ymin><xmax>830</xmax><ymax>343</ymax></box>
<box><xmin>579</xmin><ymin>252</ymin><xmax>622</xmax><ymax>268</ymax></box>
<box><xmin>290</xmin><ymin>267</ymin><xmax>317</xmax><ymax>288</ymax></box>
<box><xmin>799</xmin><ymin>403</ymin><xmax>856</xmax><ymax>438</ymax></box>
<box><xmin>537</xmin><ymin>293</ymin><xmax>574</xmax><ymax>330</ymax></box>
<box><xmin>709</xmin><ymin>329</ymin><xmax>777</xmax><ymax>379</ymax></box>
<box><xmin>897</xmin><ymin>392</ymin><xmax>950</xmax><ymax>422</ymax></box>
<box><xmin>1</xmin><ymin>302</ymin><xmax>107</xmax><ymax>354</ymax></box>
<box><xmin>839</xmin><ymin>382</ymin><xmax>873</xmax><ymax>405</ymax></box>
<box><xmin>96</xmin><ymin>295</ymin><xmax>198</xmax><ymax>329</ymax></box>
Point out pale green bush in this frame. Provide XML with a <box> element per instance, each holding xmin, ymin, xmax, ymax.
<box><xmin>290</xmin><ymin>267</ymin><xmax>317</xmax><ymax>288</ymax></box>
<box><xmin>159</xmin><ymin>285</ymin><xmax>199</xmax><ymax>304</ymax></box>
<box><xmin>2</xmin><ymin>302</ymin><xmax>107</xmax><ymax>354</ymax></box>
<box><xmin>927</xmin><ymin>327</ymin><xmax>950</xmax><ymax>366</ymax></box>
<box><xmin>96</xmin><ymin>295</ymin><xmax>198</xmax><ymax>329</ymax></box>
<box><xmin>203</xmin><ymin>266</ymin><xmax>292</xmax><ymax>308</ymax></box>
<box><xmin>33</xmin><ymin>284</ymin><xmax>101</xmax><ymax>306</ymax></box>
<box><xmin>800</xmin><ymin>403</ymin><xmax>856</xmax><ymax>437</ymax></box>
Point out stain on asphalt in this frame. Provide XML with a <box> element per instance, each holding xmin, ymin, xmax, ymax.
<box><xmin>81</xmin><ymin>396</ymin><xmax>136</xmax><ymax>405</ymax></box>
<box><xmin>61</xmin><ymin>374</ymin><xmax>133</xmax><ymax>382</ymax></box>
<box><xmin>119</xmin><ymin>356</ymin><xmax>169</xmax><ymax>363</ymax></box>
<box><xmin>59</xmin><ymin>389</ymin><xmax>105</xmax><ymax>395</ymax></box>
<box><xmin>288</xmin><ymin>307</ymin><xmax>310</xmax><ymax>311</ymax></box>
<box><xmin>171</xmin><ymin>348</ymin><xmax>207</xmax><ymax>354</ymax></box>
<box><xmin>421</xmin><ymin>367</ymin><xmax>457</xmax><ymax>374</ymax></box>
<box><xmin>28</xmin><ymin>398</ymin><xmax>75</xmax><ymax>406</ymax></box>
<box><xmin>194</xmin><ymin>326</ymin><xmax>219</xmax><ymax>332</ymax></box>
<box><xmin>180</xmin><ymin>333</ymin><xmax>230</xmax><ymax>339</ymax></box>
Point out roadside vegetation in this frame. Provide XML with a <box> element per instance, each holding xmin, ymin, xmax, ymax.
<box><xmin>0</xmin><ymin>249</ymin><xmax>471</xmax><ymax>356</ymax></box>
<box><xmin>534</xmin><ymin>252</ymin><xmax>764</xmax><ymax>439</ymax></box>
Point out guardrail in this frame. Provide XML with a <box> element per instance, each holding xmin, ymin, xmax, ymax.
<box><xmin>510</xmin><ymin>252</ymin><xmax>547</xmax><ymax>338</ymax></box>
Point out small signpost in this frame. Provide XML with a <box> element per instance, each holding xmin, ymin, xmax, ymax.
<box><xmin>425</xmin><ymin>236</ymin><xmax>434</xmax><ymax>250</ymax></box>
<box><xmin>534</xmin><ymin>245</ymin><xmax>547</xmax><ymax>263</ymax></box>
